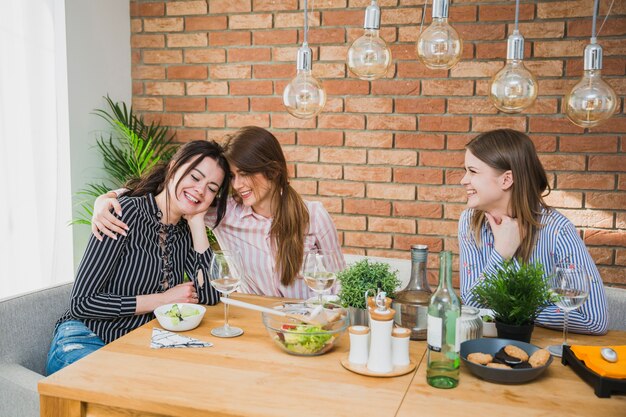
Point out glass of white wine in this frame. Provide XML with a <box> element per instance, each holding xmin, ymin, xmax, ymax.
<box><xmin>547</xmin><ymin>265</ymin><xmax>591</xmax><ymax>357</ymax></box>
<box><xmin>302</xmin><ymin>250</ymin><xmax>343</xmax><ymax>306</ymax></box>
<box><xmin>208</xmin><ymin>250</ymin><xmax>244</xmax><ymax>338</ymax></box>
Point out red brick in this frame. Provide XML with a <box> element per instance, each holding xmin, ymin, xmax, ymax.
<box><xmin>450</xmin><ymin>62</ymin><xmax>499</xmax><ymax>78</ymax></box>
<box><xmin>445</xmin><ymin>170</ymin><xmax>465</xmax><ymax>186</ymax></box>
<box><xmin>369</xmin><ymin>80</ymin><xmax>420</xmax><ymax>96</ymax></box>
<box><xmin>589</xmin><ymin>117</ymin><xmax>626</xmax><ymax>134</ymax></box>
<box><xmin>448</xmin><ymin>98</ymin><xmax>497</xmax><ymax>115</ymax></box>
<box><xmin>132</xmin><ymin>82</ymin><xmax>143</xmax><ymax>95</ymax></box>
<box><xmin>205</xmin><ymin>97</ymin><xmax>248</xmax><ymax>112</ymax></box>
<box><xmin>395</xmin><ymin>98</ymin><xmax>446</xmax><ymax>114</ymax></box>
<box><xmin>144</xmin><ymin>17</ymin><xmax>184</xmax><ymax>32</ymax></box>
<box><xmin>344</xmin><ymin>166</ymin><xmax>391</xmax><ymax>182</ymax></box>
<box><xmin>507</xmin><ymin>22</ymin><xmax>565</xmax><ymax>39</ymax></box>
<box><xmin>174</xmin><ymin>129</ymin><xmax>207</xmax><ymax>142</ymax></box>
<box><xmin>271</xmin><ymin>114</ymin><xmax>317</xmax><ymax>129</ymax></box>
<box><xmin>616</xmin><ymin>249</ymin><xmax>626</xmax><ymax>266</ymax></box>
<box><xmin>133</xmin><ymin>97</ymin><xmax>163</xmax><ymax>112</ymax></box>
<box><xmin>524</xmin><ymin>98</ymin><xmax>559</xmax><ymax>115</ymax></box>
<box><xmin>167</xmin><ymin>33</ymin><xmax>208</xmax><ymax>47</ymax></box>
<box><xmin>131</xmin><ymin>34</ymin><xmax>165</xmax><ymax>48</ymax></box>
<box><xmin>534</xmin><ymin>40</ymin><xmax>588</xmax><ymax>58</ymax></box>
<box><xmin>184</xmin><ymin>114</ymin><xmax>225</xmax><ymax>128</ymax></box>
<box><xmin>457</xmin><ymin>23</ymin><xmax>505</xmax><ymax>41</ymax></box>
<box><xmin>368</xmin><ymin>115</ymin><xmax>416</xmax><ymax>131</ymax></box>
<box><xmin>143</xmin><ymin>113</ymin><xmax>183</xmax><ymax>127</ymax></box>
<box><xmin>596</xmin><ymin>267</ymin><xmax>626</xmax><ymax>285</ymax></box>
<box><xmin>543</xmin><ymin>190</ymin><xmax>584</xmax><ymax>208</ymax></box>
<box><xmin>344</xmin><ymin>199</ymin><xmax>391</xmax><ymax>216</ymax></box>
<box><xmin>185</xmin><ymin>16</ymin><xmax>227</xmax><ymax>31</ymax></box>
<box><xmin>230</xmin><ymin>80</ymin><xmax>273</xmax><ymax>95</ymax></box>
<box><xmin>144</xmin><ymin>81</ymin><xmax>184</xmax><ymax>95</ymax></box>
<box><xmin>422</xmin><ymin>80</ymin><xmax>473</xmax><ymax>96</ymax></box>
<box><xmin>584</xmin><ymin>230</ymin><xmax>626</xmax><ymax>247</ymax></box>
<box><xmin>418</xmin><ymin>220</ymin><xmax>458</xmax><ymax>236</ymax></box>
<box><xmin>589</xmin><ymin>156</ymin><xmax>626</xmax><ymax>173</ymax></box>
<box><xmin>390</xmin><ymin>43</ymin><xmax>423</xmax><ymax>61</ymax></box>
<box><xmin>229</xmin><ymin>14</ymin><xmax>273</xmax><ymax>29</ymax></box>
<box><xmin>296</xmin><ymin>164</ymin><xmax>342</xmax><ymax>180</ymax></box>
<box><xmin>322</xmin><ymin>9</ymin><xmax>364</xmax><ymax>26</ymax></box>
<box><xmin>418</xmin><ymin>186</ymin><xmax>466</xmax><ymax>203</ymax></box>
<box><xmin>345</xmin><ymin>98</ymin><xmax>392</xmax><ymax>114</ymax></box>
<box><xmin>319</xmin><ymin>181</ymin><xmax>365</xmax><ymax>198</ymax></box>
<box><xmin>479</xmin><ymin>3</ymin><xmax>534</xmax><ymax>21</ymax></box>
<box><xmin>529</xmin><ymin>117</ymin><xmax>585</xmax><ymax>134</ymax></box>
<box><xmin>320</xmin><ymin>148</ymin><xmax>366</xmax><ymax>164</ymax></box>
<box><xmin>395</xmin><ymin>133</ymin><xmax>445</xmax><ymax>150</ymax></box>
<box><xmin>558</xmin><ymin>173</ymin><xmax>615</xmax><ymax>190</ymax></box>
<box><xmin>209</xmin><ymin>32</ymin><xmax>251</xmax><ymax>46</ymax></box>
<box><xmin>253</xmin><ymin>0</ymin><xmax>297</xmax><ymax>11</ymax></box>
<box><xmin>165</xmin><ymin>97</ymin><xmax>205</xmax><ymax>112</ymax></box>
<box><xmin>253</xmin><ymin>63</ymin><xmax>294</xmax><ymax>79</ymax></box>
<box><xmin>369</xmin><ymin>217</ymin><xmax>416</xmax><ymax>234</ymax></box>
<box><xmin>444</xmin><ymin>204</ymin><xmax>466</xmax><ymax>220</ymax></box>
<box><xmin>345</xmin><ymin>232</ymin><xmax>392</xmax><ymax>249</ymax></box>
<box><xmin>568</xmin><ymin>18</ymin><xmax>626</xmax><ymax>38</ymax></box>
<box><xmin>186</xmin><ymin>81</ymin><xmax>228</xmax><ymax>95</ymax></box>
<box><xmin>393</xmin><ymin>235</ymin><xmax>443</xmax><ymax>252</ymax></box>
<box><xmin>144</xmin><ymin>50</ymin><xmax>183</xmax><ymax>64</ymax></box>
<box><xmin>249</xmin><ymin>97</ymin><xmax>283</xmax><ymax>112</ymax></box>
<box><xmin>291</xmin><ymin>180</ymin><xmax>317</xmax><ymax>195</ymax></box>
<box><xmin>472</xmin><ymin>116</ymin><xmax>527</xmax><ymax>132</ymax></box>
<box><xmin>167</xmin><ymin>65</ymin><xmax>207</xmax><ymax>79</ymax></box>
<box><xmin>131</xmin><ymin>2</ymin><xmax>165</xmax><ymax>17</ymax></box>
<box><xmin>228</xmin><ymin>48</ymin><xmax>271</xmax><ymax>63</ymax></box>
<box><xmin>208</xmin><ymin>64</ymin><xmax>251</xmax><ymax>79</ymax></box>
<box><xmin>226</xmin><ymin>113</ymin><xmax>270</xmax><ymax>128</ymax></box>
<box><xmin>317</xmin><ymin>114</ymin><xmax>364</xmax><ymax>130</ymax></box>
<box><xmin>253</xmin><ymin>30</ymin><xmax>298</xmax><ymax>45</ymax></box>
<box><xmin>347</xmin><ymin>27</ymin><xmax>397</xmax><ymax>43</ymax></box>
<box><xmin>540</xmin><ymin>154</ymin><xmax>586</xmax><ymax>171</ymax></box>
<box><xmin>588</xmin><ymin>247</ymin><xmax>614</xmax><ymax>265</ymax></box>
<box><xmin>619</xmin><ymin>175</ymin><xmax>626</xmax><ymax>191</ymax></box>
<box><xmin>394</xmin><ymin>168</ymin><xmax>443</xmax><ymax>184</ymax></box>
<box><xmin>392</xmin><ymin>201</ymin><xmax>442</xmax><ymax>218</ymax></box>
<box><xmin>560</xmin><ymin>136</ymin><xmax>619</xmax><ymax>153</ymax></box>
<box><xmin>536</xmin><ymin>0</ymin><xmax>620</xmax><ymax>19</ymax></box>
<box><xmin>132</xmin><ymin>66</ymin><xmax>165</xmax><ymax>80</ymax></box>
<box><xmin>167</xmin><ymin>1</ymin><xmax>207</xmax><ymax>15</ymax></box>
<box><xmin>345</xmin><ymin>132</ymin><xmax>393</xmax><ymax>148</ymax></box>
<box><xmin>298</xmin><ymin>131</ymin><xmax>343</xmax><ymax>146</ymax></box>
<box><xmin>419</xmin><ymin>116</ymin><xmax>470</xmax><ymax>132</ymax></box>
<box><xmin>184</xmin><ymin>49</ymin><xmax>225</xmax><ymax>64</ymax></box>
<box><xmin>368</xmin><ymin>150</ymin><xmax>417</xmax><ymax>166</ymax></box>
<box><xmin>302</xmin><ymin>27</ymin><xmax>346</xmax><ymax>44</ymax></box>
<box><xmin>275</xmin><ymin>11</ymin><xmax>321</xmax><ymax>28</ymax></box>
<box><xmin>419</xmin><ymin>151</ymin><xmax>465</xmax><ymax>168</ymax></box>
<box><xmin>447</xmin><ymin>134</ymin><xmax>474</xmax><ymax>150</ymax></box>
<box><xmin>324</xmin><ymin>80</ymin><xmax>370</xmax><ymax>95</ymax></box>
<box><xmin>559</xmin><ymin>209</ymin><xmax>614</xmax><ymax>229</ymax></box>
<box><xmin>209</xmin><ymin>0</ymin><xmax>252</xmax><ymax>13</ymax></box>
<box><xmin>366</xmin><ymin>183</ymin><xmax>416</xmax><ymax>200</ymax></box>
<box><xmin>313</xmin><ymin>62</ymin><xmax>346</xmax><ymax>78</ymax></box>
<box><xmin>567</xmin><ymin>58</ymin><xmax>626</xmax><ymax>77</ymax></box>
<box><xmin>331</xmin><ymin>214</ymin><xmax>367</xmax><ymax>231</ymax></box>
<box><xmin>476</xmin><ymin>42</ymin><xmax>530</xmax><ymax>59</ymax></box>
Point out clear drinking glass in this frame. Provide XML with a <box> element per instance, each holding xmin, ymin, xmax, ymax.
<box><xmin>208</xmin><ymin>250</ymin><xmax>244</xmax><ymax>338</ymax></box>
<box><xmin>547</xmin><ymin>265</ymin><xmax>591</xmax><ymax>357</ymax></box>
<box><xmin>302</xmin><ymin>250</ymin><xmax>343</xmax><ymax>305</ymax></box>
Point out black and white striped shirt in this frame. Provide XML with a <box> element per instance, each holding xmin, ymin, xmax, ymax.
<box><xmin>57</xmin><ymin>193</ymin><xmax>219</xmax><ymax>343</ymax></box>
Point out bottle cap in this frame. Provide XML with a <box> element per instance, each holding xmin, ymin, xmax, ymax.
<box><xmin>349</xmin><ymin>325</ymin><xmax>370</xmax><ymax>335</ymax></box>
<box><xmin>410</xmin><ymin>244</ymin><xmax>428</xmax><ymax>262</ymax></box>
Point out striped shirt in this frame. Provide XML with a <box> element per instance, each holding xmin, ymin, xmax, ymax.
<box><xmin>459</xmin><ymin>208</ymin><xmax>608</xmax><ymax>335</ymax></box>
<box><xmin>205</xmin><ymin>197</ymin><xmax>344</xmax><ymax>299</ymax></box>
<box><xmin>58</xmin><ymin>194</ymin><xmax>219</xmax><ymax>343</ymax></box>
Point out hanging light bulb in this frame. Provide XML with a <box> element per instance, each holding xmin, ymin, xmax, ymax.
<box><xmin>565</xmin><ymin>0</ymin><xmax>617</xmax><ymax>128</ymax></box>
<box><xmin>489</xmin><ymin>0</ymin><xmax>537</xmax><ymax>113</ymax></box>
<box><xmin>347</xmin><ymin>0</ymin><xmax>391</xmax><ymax>80</ymax></box>
<box><xmin>416</xmin><ymin>0</ymin><xmax>463</xmax><ymax>70</ymax></box>
<box><xmin>283</xmin><ymin>0</ymin><xmax>326</xmax><ymax>119</ymax></box>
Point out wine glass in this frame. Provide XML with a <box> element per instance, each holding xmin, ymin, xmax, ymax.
<box><xmin>302</xmin><ymin>250</ymin><xmax>343</xmax><ymax>305</ymax></box>
<box><xmin>208</xmin><ymin>250</ymin><xmax>244</xmax><ymax>338</ymax></box>
<box><xmin>547</xmin><ymin>265</ymin><xmax>591</xmax><ymax>357</ymax></box>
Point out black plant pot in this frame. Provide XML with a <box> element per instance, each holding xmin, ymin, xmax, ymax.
<box><xmin>495</xmin><ymin>321</ymin><xmax>534</xmax><ymax>343</ymax></box>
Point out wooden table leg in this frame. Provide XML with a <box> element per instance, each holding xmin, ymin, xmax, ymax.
<box><xmin>40</xmin><ymin>395</ymin><xmax>84</xmax><ymax>417</ymax></box>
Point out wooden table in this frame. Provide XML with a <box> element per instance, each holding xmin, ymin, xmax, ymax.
<box><xmin>39</xmin><ymin>294</ymin><xmax>625</xmax><ymax>417</ymax></box>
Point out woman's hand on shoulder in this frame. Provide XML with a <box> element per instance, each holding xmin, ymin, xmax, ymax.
<box><xmin>485</xmin><ymin>212</ymin><xmax>521</xmax><ymax>260</ymax></box>
<box><xmin>92</xmin><ymin>192</ymin><xmax>129</xmax><ymax>241</ymax></box>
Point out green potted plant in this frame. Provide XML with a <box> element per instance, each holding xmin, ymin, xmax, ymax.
<box><xmin>337</xmin><ymin>259</ymin><xmax>401</xmax><ymax>325</ymax></box>
<box><xmin>471</xmin><ymin>260</ymin><xmax>552</xmax><ymax>342</ymax></box>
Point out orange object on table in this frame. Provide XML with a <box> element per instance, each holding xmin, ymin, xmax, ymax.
<box><xmin>570</xmin><ymin>345</ymin><xmax>626</xmax><ymax>379</ymax></box>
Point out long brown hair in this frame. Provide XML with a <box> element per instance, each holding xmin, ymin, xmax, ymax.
<box><xmin>466</xmin><ymin>129</ymin><xmax>551</xmax><ymax>262</ymax></box>
<box><xmin>123</xmin><ymin>140</ymin><xmax>231</xmax><ymax>227</ymax></box>
<box><xmin>224</xmin><ymin>126</ymin><xmax>310</xmax><ymax>286</ymax></box>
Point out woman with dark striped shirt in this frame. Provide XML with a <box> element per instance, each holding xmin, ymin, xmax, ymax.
<box><xmin>46</xmin><ymin>141</ymin><xmax>230</xmax><ymax>375</ymax></box>
<box><xmin>459</xmin><ymin>129</ymin><xmax>608</xmax><ymax>335</ymax></box>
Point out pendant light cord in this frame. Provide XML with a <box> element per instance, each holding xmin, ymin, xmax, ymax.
<box><xmin>591</xmin><ymin>0</ymin><xmax>599</xmax><ymax>41</ymax></box>
<box><xmin>514</xmin><ymin>0</ymin><xmax>520</xmax><ymax>32</ymax></box>
<box><xmin>303</xmin><ymin>0</ymin><xmax>309</xmax><ymax>45</ymax></box>
<box><xmin>419</xmin><ymin>0</ymin><xmax>429</xmax><ymax>35</ymax></box>
<box><xmin>596</xmin><ymin>0</ymin><xmax>614</xmax><ymax>38</ymax></box>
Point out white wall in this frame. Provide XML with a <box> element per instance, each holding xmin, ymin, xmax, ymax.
<box><xmin>65</xmin><ymin>0</ymin><xmax>131</xmax><ymax>266</ymax></box>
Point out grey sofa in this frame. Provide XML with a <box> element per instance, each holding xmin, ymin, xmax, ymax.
<box><xmin>606</xmin><ymin>285</ymin><xmax>626</xmax><ymax>331</ymax></box>
<box><xmin>0</xmin><ymin>282</ymin><xmax>72</xmax><ymax>417</ymax></box>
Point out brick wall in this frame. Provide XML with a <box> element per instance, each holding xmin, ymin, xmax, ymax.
<box><xmin>129</xmin><ymin>0</ymin><xmax>626</xmax><ymax>287</ymax></box>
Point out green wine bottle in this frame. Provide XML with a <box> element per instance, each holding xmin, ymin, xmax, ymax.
<box><xmin>426</xmin><ymin>250</ymin><xmax>461</xmax><ymax>388</ymax></box>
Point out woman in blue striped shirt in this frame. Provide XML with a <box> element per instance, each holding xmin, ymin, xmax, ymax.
<box><xmin>46</xmin><ymin>141</ymin><xmax>229</xmax><ymax>374</ymax></box>
<box><xmin>459</xmin><ymin>129</ymin><xmax>608</xmax><ymax>335</ymax></box>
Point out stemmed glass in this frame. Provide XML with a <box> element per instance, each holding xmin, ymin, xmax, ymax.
<box><xmin>208</xmin><ymin>250</ymin><xmax>244</xmax><ymax>338</ymax></box>
<box><xmin>302</xmin><ymin>250</ymin><xmax>343</xmax><ymax>305</ymax></box>
<box><xmin>547</xmin><ymin>265</ymin><xmax>591</xmax><ymax>357</ymax></box>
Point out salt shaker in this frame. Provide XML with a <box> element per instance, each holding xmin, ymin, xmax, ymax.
<box><xmin>348</xmin><ymin>325</ymin><xmax>370</xmax><ymax>365</ymax></box>
<box><xmin>392</xmin><ymin>327</ymin><xmax>411</xmax><ymax>367</ymax></box>
<box><xmin>366</xmin><ymin>290</ymin><xmax>395</xmax><ymax>373</ymax></box>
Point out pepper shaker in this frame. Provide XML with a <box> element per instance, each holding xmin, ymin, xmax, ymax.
<box><xmin>392</xmin><ymin>327</ymin><xmax>411</xmax><ymax>367</ymax></box>
<box><xmin>348</xmin><ymin>325</ymin><xmax>370</xmax><ymax>365</ymax></box>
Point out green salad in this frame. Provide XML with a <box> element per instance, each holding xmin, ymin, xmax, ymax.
<box><xmin>164</xmin><ymin>304</ymin><xmax>199</xmax><ymax>325</ymax></box>
<box><xmin>278</xmin><ymin>325</ymin><xmax>334</xmax><ymax>355</ymax></box>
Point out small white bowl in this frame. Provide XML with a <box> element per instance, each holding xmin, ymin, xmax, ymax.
<box><xmin>154</xmin><ymin>303</ymin><xmax>206</xmax><ymax>332</ymax></box>
<box><xmin>479</xmin><ymin>308</ymin><xmax>497</xmax><ymax>338</ymax></box>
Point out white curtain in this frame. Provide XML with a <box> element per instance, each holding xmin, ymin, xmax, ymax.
<box><xmin>0</xmin><ymin>0</ymin><xmax>73</xmax><ymax>298</ymax></box>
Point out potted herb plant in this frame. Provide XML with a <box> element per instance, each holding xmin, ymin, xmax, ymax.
<box><xmin>337</xmin><ymin>259</ymin><xmax>401</xmax><ymax>325</ymax></box>
<box><xmin>471</xmin><ymin>261</ymin><xmax>552</xmax><ymax>342</ymax></box>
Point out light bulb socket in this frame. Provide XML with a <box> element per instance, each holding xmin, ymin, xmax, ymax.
<box><xmin>506</xmin><ymin>30</ymin><xmax>525</xmax><ymax>60</ymax></box>
<box><xmin>364</xmin><ymin>1</ymin><xmax>381</xmax><ymax>30</ymax></box>
<box><xmin>584</xmin><ymin>42</ymin><xmax>603</xmax><ymax>71</ymax></box>
<box><xmin>296</xmin><ymin>44</ymin><xmax>313</xmax><ymax>71</ymax></box>
<box><xmin>432</xmin><ymin>0</ymin><xmax>449</xmax><ymax>19</ymax></box>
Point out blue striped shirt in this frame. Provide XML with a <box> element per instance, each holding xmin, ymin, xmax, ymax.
<box><xmin>459</xmin><ymin>208</ymin><xmax>608</xmax><ymax>335</ymax></box>
<box><xmin>57</xmin><ymin>194</ymin><xmax>219</xmax><ymax>343</ymax></box>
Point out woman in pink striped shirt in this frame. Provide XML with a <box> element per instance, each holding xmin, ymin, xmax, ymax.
<box><xmin>92</xmin><ymin>126</ymin><xmax>344</xmax><ymax>299</ymax></box>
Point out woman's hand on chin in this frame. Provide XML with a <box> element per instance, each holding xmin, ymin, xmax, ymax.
<box><xmin>485</xmin><ymin>212</ymin><xmax>521</xmax><ymax>260</ymax></box>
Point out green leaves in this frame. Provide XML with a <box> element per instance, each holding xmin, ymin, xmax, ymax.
<box><xmin>337</xmin><ymin>260</ymin><xmax>400</xmax><ymax>309</ymax></box>
<box><xmin>471</xmin><ymin>261</ymin><xmax>552</xmax><ymax>326</ymax></box>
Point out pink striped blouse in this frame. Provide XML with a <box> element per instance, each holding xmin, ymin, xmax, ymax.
<box><xmin>205</xmin><ymin>197</ymin><xmax>344</xmax><ymax>299</ymax></box>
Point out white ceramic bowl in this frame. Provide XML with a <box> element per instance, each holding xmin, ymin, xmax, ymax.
<box><xmin>154</xmin><ymin>303</ymin><xmax>206</xmax><ymax>332</ymax></box>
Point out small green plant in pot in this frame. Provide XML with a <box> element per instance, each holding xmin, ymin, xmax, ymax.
<box><xmin>337</xmin><ymin>259</ymin><xmax>401</xmax><ymax>325</ymax></box>
<box><xmin>471</xmin><ymin>261</ymin><xmax>552</xmax><ymax>342</ymax></box>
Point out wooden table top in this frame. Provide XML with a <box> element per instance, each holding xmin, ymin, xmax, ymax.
<box><xmin>39</xmin><ymin>294</ymin><xmax>626</xmax><ymax>417</ymax></box>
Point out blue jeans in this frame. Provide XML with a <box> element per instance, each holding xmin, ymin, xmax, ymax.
<box><xmin>46</xmin><ymin>320</ymin><xmax>105</xmax><ymax>375</ymax></box>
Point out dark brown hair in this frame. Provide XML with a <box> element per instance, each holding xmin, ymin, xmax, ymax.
<box><xmin>124</xmin><ymin>140</ymin><xmax>231</xmax><ymax>227</ymax></box>
<box><xmin>224</xmin><ymin>126</ymin><xmax>309</xmax><ymax>286</ymax></box>
<box><xmin>466</xmin><ymin>129</ymin><xmax>551</xmax><ymax>262</ymax></box>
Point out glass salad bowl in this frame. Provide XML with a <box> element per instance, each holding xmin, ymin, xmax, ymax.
<box><xmin>261</xmin><ymin>302</ymin><xmax>349</xmax><ymax>356</ymax></box>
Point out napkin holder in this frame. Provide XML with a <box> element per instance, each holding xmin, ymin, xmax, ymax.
<box><xmin>562</xmin><ymin>345</ymin><xmax>626</xmax><ymax>398</ymax></box>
